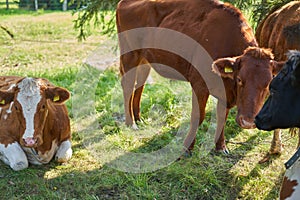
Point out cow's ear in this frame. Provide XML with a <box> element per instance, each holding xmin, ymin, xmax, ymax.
<box><xmin>212</xmin><ymin>57</ymin><xmax>239</xmax><ymax>79</ymax></box>
<box><xmin>45</xmin><ymin>87</ymin><xmax>70</xmax><ymax>104</ymax></box>
<box><xmin>0</xmin><ymin>90</ymin><xmax>14</xmax><ymax>107</ymax></box>
<box><xmin>271</xmin><ymin>60</ymin><xmax>285</xmax><ymax>75</ymax></box>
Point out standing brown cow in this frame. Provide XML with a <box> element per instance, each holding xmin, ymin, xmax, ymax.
<box><xmin>117</xmin><ymin>0</ymin><xmax>283</xmax><ymax>154</ymax></box>
<box><xmin>256</xmin><ymin>1</ymin><xmax>300</xmax><ymax>61</ymax></box>
<box><xmin>255</xmin><ymin>1</ymin><xmax>300</xmax><ymax>155</ymax></box>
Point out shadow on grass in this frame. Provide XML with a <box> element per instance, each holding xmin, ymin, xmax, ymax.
<box><xmin>66</xmin><ymin>109</ymin><xmax>283</xmax><ymax>199</ymax></box>
<box><xmin>0</xmin><ymin>113</ymin><xmax>285</xmax><ymax>199</ymax></box>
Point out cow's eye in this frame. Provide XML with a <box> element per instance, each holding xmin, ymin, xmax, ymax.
<box><xmin>40</xmin><ymin>105</ymin><xmax>46</xmax><ymax>110</ymax></box>
<box><xmin>237</xmin><ymin>76</ymin><xmax>243</xmax><ymax>86</ymax></box>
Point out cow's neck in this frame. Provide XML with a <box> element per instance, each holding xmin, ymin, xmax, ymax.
<box><xmin>37</xmin><ymin>106</ymin><xmax>57</xmax><ymax>153</ymax></box>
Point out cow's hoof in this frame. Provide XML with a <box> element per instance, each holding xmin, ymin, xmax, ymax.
<box><xmin>56</xmin><ymin>141</ymin><xmax>72</xmax><ymax>163</ymax></box>
<box><xmin>11</xmin><ymin>161</ymin><xmax>28</xmax><ymax>171</ymax></box>
<box><xmin>177</xmin><ymin>150</ymin><xmax>192</xmax><ymax>161</ymax></box>
<box><xmin>223</xmin><ymin>148</ymin><xmax>230</xmax><ymax>155</ymax></box>
<box><xmin>184</xmin><ymin>150</ymin><xmax>193</xmax><ymax>158</ymax></box>
<box><xmin>56</xmin><ymin>155</ymin><xmax>71</xmax><ymax>163</ymax></box>
<box><xmin>259</xmin><ymin>152</ymin><xmax>280</xmax><ymax>164</ymax></box>
<box><xmin>215</xmin><ymin>147</ymin><xmax>230</xmax><ymax>155</ymax></box>
<box><xmin>259</xmin><ymin>152</ymin><xmax>273</xmax><ymax>164</ymax></box>
<box><xmin>56</xmin><ymin>149</ymin><xmax>72</xmax><ymax>163</ymax></box>
<box><xmin>132</xmin><ymin>123</ymin><xmax>139</xmax><ymax>130</ymax></box>
<box><xmin>259</xmin><ymin>154</ymin><xmax>270</xmax><ymax>164</ymax></box>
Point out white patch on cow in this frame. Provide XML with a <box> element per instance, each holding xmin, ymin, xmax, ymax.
<box><xmin>4</xmin><ymin>114</ymin><xmax>7</xmax><ymax>120</ymax></box>
<box><xmin>0</xmin><ymin>107</ymin><xmax>2</xmax><ymax>115</ymax></box>
<box><xmin>22</xmin><ymin>140</ymin><xmax>58</xmax><ymax>165</ymax></box>
<box><xmin>16</xmin><ymin>78</ymin><xmax>42</xmax><ymax>140</ymax></box>
<box><xmin>0</xmin><ymin>142</ymin><xmax>28</xmax><ymax>171</ymax></box>
<box><xmin>284</xmin><ymin>160</ymin><xmax>300</xmax><ymax>200</ymax></box>
<box><xmin>6</xmin><ymin>102</ymin><xmax>14</xmax><ymax>114</ymax></box>
<box><xmin>55</xmin><ymin>140</ymin><xmax>72</xmax><ymax>163</ymax></box>
<box><xmin>8</xmin><ymin>83</ymin><xmax>16</xmax><ymax>91</ymax></box>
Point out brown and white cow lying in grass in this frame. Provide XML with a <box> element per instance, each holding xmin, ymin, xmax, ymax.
<box><xmin>0</xmin><ymin>76</ymin><xmax>72</xmax><ymax>171</ymax></box>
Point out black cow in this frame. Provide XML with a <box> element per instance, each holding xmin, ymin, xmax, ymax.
<box><xmin>255</xmin><ymin>50</ymin><xmax>300</xmax><ymax>130</ymax></box>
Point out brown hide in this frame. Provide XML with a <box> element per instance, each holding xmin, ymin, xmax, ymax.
<box><xmin>280</xmin><ymin>176</ymin><xmax>298</xmax><ymax>200</ymax></box>
<box><xmin>0</xmin><ymin>76</ymin><xmax>71</xmax><ymax>156</ymax></box>
<box><xmin>117</xmin><ymin>0</ymin><xmax>257</xmax><ymax>59</ymax></box>
<box><xmin>256</xmin><ymin>1</ymin><xmax>300</xmax><ymax>61</ymax></box>
<box><xmin>117</xmin><ymin>0</ymin><xmax>279</xmax><ymax>152</ymax></box>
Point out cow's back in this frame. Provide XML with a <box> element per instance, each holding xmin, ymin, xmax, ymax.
<box><xmin>117</xmin><ymin>0</ymin><xmax>257</xmax><ymax>60</ymax></box>
<box><xmin>256</xmin><ymin>1</ymin><xmax>300</xmax><ymax>61</ymax></box>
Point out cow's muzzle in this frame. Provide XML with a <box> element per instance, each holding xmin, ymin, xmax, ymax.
<box><xmin>23</xmin><ymin>137</ymin><xmax>38</xmax><ymax>147</ymax></box>
<box><xmin>236</xmin><ymin>115</ymin><xmax>256</xmax><ymax>129</ymax></box>
<box><xmin>254</xmin><ymin>114</ymin><xmax>272</xmax><ymax>131</ymax></box>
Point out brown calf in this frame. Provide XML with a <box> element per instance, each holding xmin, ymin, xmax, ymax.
<box><xmin>0</xmin><ymin>76</ymin><xmax>72</xmax><ymax>170</ymax></box>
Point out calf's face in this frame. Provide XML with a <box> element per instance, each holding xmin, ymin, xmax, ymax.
<box><xmin>0</xmin><ymin>78</ymin><xmax>70</xmax><ymax>148</ymax></box>
<box><xmin>213</xmin><ymin>47</ymin><xmax>283</xmax><ymax>129</ymax></box>
<box><xmin>255</xmin><ymin>51</ymin><xmax>300</xmax><ymax>130</ymax></box>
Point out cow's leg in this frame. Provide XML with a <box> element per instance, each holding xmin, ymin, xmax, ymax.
<box><xmin>259</xmin><ymin>129</ymin><xmax>283</xmax><ymax>164</ymax></box>
<box><xmin>215</xmin><ymin>101</ymin><xmax>230</xmax><ymax>154</ymax></box>
<box><xmin>121</xmin><ymin>68</ymin><xmax>136</xmax><ymax>129</ymax></box>
<box><xmin>183</xmin><ymin>87</ymin><xmax>209</xmax><ymax>154</ymax></box>
<box><xmin>132</xmin><ymin>64</ymin><xmax>151</xmax><ymax>121</ymax></box>
<box><xmin>120</xmin><ymin>54</ymin><xmax>139</xmax><ymax>130</ymax></box>
<box><xmin>288</xmin><ymin>128</ymin><xmax>300</xmax><ymax>149</ymax></box>
<box><xmin>55</xmin><ymin>140</ymin><xmax>73</xmax><ymax>163</ymax></box>
<box><xmin>0</xmin><ymin>142</ymin><xmax>28</xmax><ymax>171</ymax></box>
<box><xmin>269</xmin><ymin>129</ymin><xmax>283</xmax><ymax>154</ymax></box>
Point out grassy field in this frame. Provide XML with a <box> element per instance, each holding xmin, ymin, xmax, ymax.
<box><xmin>0</xmin><ymin>7</ymin><xmax>298</xmax><ymax>200</ymax></box>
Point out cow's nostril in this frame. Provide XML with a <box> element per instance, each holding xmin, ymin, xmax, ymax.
<box><xmin>237</xmin><ymin>115</ymin><xmax>256</xmax><ymax>129</ymax></box>
<box><xmin>24</xmin><ymin>137</ymin><xmax>37</xmax><ymax>146</ymax></box>
<box><xmin>255</xmin><ymin>114</ymin><xmax>270</xmax><ymax>123</ymax></box>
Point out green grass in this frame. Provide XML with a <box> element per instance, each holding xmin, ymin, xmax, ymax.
<box><xmin>0</xmin><ymin>9</ymin><xmax>298</xmax><ymax>200</ymax></box>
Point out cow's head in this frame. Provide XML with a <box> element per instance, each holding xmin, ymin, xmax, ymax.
<box><xmin>212</xmin><ymin>47</ymin><xmax>284</xmax><ymax>129</ymax></box>
<box><xmin>255</xmin><ymin>50</ymin><xmax>300</xmax><ymax>131</ymax></box>
<box><xmin>0</xmin><ymin>78</ymin><xmax>70</xmax><ymax>147</ymax></box>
